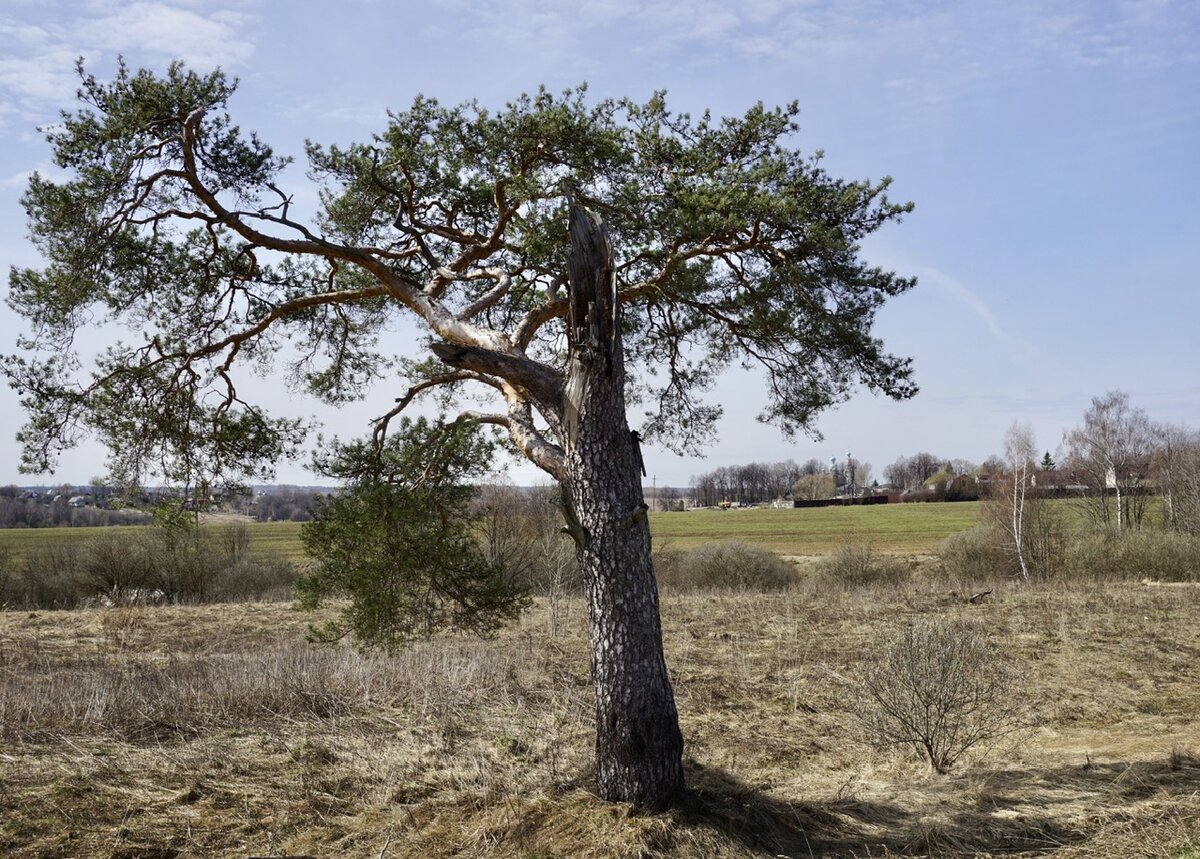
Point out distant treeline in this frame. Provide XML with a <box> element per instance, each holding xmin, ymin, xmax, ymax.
<box><xmin>690</xmin><ymin>460</ymin><xmax>813</xmax><ymax>508</ymax></box>
<box><xmin>0</xmin><ymin>484</ymin><xmax>331</xmax><ymax>528</ymax></box>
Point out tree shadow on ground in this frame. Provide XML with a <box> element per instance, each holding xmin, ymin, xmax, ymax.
<box><xmin>672</xmin><ymin>751</ymin><xmax>1200</xmax><ymax>857</ymax></box>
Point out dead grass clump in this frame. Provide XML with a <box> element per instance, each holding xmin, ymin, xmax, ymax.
<box><xmin>0</xmin><ymin>639</ymin><xmax>521</xmax><ymax>742</ymax></box>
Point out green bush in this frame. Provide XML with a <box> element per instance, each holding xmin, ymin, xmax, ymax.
<box><xmin>656</xmin><ymin>541</ymin><xmax>794</xmax><ymax>592</ymax></box>
<box><xmin>813</xmin><ymin>541</ymin><xmax>908</xmax><ymax>589</ymax></box>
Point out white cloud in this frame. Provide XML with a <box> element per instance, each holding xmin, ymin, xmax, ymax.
<box><xmin>1</xmin><ymin>160</ymin><xmax>70</xmax><ymax>187</ymax></box>
<box><xmin>0</xmin><ymin>1</ymin><xmax>256</xmax><ymax>122</ymax></box>
<box><xmin>86</xmin><ymin>3</ymin><xmax>253</xmax><ymax>67</ymax></box>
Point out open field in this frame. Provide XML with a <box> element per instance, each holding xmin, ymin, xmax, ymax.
<box><xmin>0</xmin><ymin>502</ymin><xmax>990</xmax><ymax>565</ymax></box>
<box><xmin>3</xmin><ymin>582</ymin><xmax>1199</xmax><ymax>858</ymax></box>
<box><xmin>648</xmin><ymin>503</ymin><xmax>984</xmax><ymax>555</ymax></box>
<box><xmin>0</xmin><ymin>520</ymin><xmax>310</xmax><ymax>565</ymax></box>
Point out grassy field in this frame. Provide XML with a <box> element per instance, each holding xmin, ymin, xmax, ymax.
<box><xmin>0</xmin><ymin>502</ymin><xmax>987</xmax><ymax>565</ymax></box>
<box><xmin>648</xmin><ymin>502</ymin><xmax>984</xmax><ymax>555</ymax></box>
<box><xmin>0</xmin><ymin>519</ymin><xmax>309</xmax><ymax>564</ymax></box>
<box><xmin>2</xmin><ymin>583</ymin><xmax>1198</xmax><ymax>857</ymax></box>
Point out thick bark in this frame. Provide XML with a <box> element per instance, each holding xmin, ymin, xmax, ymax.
<box><xmin>559</xmin><ymin>200</ymin><xmax>685</xmax><ymax>810</ymax></box>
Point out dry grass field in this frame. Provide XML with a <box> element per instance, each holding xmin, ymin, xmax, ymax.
<box><xmin>3</xmin><ymin>579</ymin><xmax>1199</xmax><ymax>858</ymax></box>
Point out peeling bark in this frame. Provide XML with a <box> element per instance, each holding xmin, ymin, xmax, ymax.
<box><xmin>560</xmin><ymin>201</ymin><xmax>685</xmax><ymax>810</ymax></box>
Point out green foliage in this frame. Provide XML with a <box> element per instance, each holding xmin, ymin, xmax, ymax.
<box><xmin>296</xmin><ymin>418</ymin><xmax>528</xmax><ymax>652</ymax></box>
<box><xmin>7</xmin><ymin>62</ymin><xmax>915</xmax><ymax>488</ymax></box>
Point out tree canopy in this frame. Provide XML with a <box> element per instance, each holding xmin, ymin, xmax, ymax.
<box><xmin>7</xmin><ymin>61</ymin><xmax>916</xmax><ymax>487</ymax></box>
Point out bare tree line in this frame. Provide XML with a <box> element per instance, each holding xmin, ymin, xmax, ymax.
<box><xmin>689</xmin><ymin>460</ymin><xmax>812</xmax><ymax>507</ymax></box>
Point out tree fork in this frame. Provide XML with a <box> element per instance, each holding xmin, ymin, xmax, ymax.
<box><xmin>562</xmin><ymin>200</ymin><xmax>685</xmax><ymax>810</ymax></box>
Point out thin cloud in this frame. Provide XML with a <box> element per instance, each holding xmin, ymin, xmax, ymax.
<box><xmin>909</xmin><ymin>265</ymin><xmax>1036</xmax><ymax>360</ymax></box>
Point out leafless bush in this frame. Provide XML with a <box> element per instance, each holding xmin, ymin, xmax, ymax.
<box><xmin>655</xmin><ymin>541</ymin><xmax>794</xmax><ymax>592</ymax></box>
<box><xmin>854</xmin><ymin>617</ymin><xmax>1030</xmax><ymax>773</ymax></box>
<box><xmin>814</xmin><ymin>541</ymin><xmax>908</xmax><ymax>588</ymax></box>
<box><xmin>19</xmin><ymin>542</ymin><xmax>83</xmax><ymax>608</ymax></box>
<box><xmin>10</xmin><ymin>527</ymin><xmax>299</xmax><ymax>608</ymax></box>
<box><xmin>1064</xmin><ymin>530</ymin><xmax>1200</xmax><ymax>582</ymax></box>
<box><xmin>937</xmin><ymin>526</ymin><xmax>1009</xmax><ymax>583</ymax></box>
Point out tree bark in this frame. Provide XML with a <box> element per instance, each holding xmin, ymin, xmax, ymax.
<box><xmin>559</xmin><ymin>200</ymin><xmax>685</xmax><ymax>810</ymax></box>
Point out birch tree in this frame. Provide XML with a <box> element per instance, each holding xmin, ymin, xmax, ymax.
<box><xmin>1063</xmin><ymin>391</ymin><xmax>1153</xmax><ymax>530</ymax></box>
<box><xmin>5</xmin><ymin>62</ymin><xmax>917</xmax><ymax>809</ymax></box>
<box><xmin>1001</xmin><ymin>421</ymin><xmax>1036</xmax><ymax>581</ymax></box>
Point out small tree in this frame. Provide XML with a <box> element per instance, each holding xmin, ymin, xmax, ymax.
<box><xmin>1063</xmin><ymin>391</ymin><xmax>1153</xmax><ymax>530</ymax></box>
<box><xmin>1002</xmin><ymin>421</ymin><xmax>1035</xmax><ymax>581</ymax></box>
<box><xmin>1153</xmin><ymin>423</ymin><xmax>1200</xmax><ymax>534</ymax></box>
<box><xmin>297</xmin><ymin>419</ymin><xmax>527</xmax><ymax>652</ymax></box>
<box><xmin>793</xmin><ymin>472</ymin><xmax>836</xmax><ymax>500</ymax></box>
<box><xmin>984</xmin><ymin>422</ymin><xmax>1064</xmax><ymax>581</ymax></box>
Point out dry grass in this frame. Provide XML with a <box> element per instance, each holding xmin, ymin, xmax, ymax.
<box><xmin>2</xmin><ymin>582</ymin><xmax>1199</xmax><ymax>857</ymax></box>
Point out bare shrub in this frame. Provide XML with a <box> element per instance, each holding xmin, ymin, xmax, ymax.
<box><xmin>11</xmin><ymin>527</ymin><xmax>297</xmax><ymax>608</ymax></box>
<box><xmin>1064</xmin><ymin>530</ymin><xmax>1200</xmax><ymax>582</ymax></box>
<box><xmin>20</xmin><ymin>542</ymin><xmax>83</xmax><ymax>608</ymax></box>
<box><xmin>814</xmin><ymin>541</ymin><xmax>908</xmax><ymax>589</ymax></box>
<box><xmin>854</xmin><ymin>617</ymin><xmax>1030</xmax><ymax>773</ymax></box>
<box><xmin>937</xmin><ymin>526</ymin><xmax>1009</xmax><ymax>583</ymax></box>
<box><xmin>656</xmin><ymin>541</ymin><xmax>794</xmax><ymax>592</ymax></box>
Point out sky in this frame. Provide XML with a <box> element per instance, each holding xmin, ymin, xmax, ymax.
<box><xmin>1</xmin><ymin>0</ymin><xmax>1198</xmax><ymax>489</ymax></box>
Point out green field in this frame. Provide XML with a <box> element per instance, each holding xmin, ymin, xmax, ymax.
<box><xmin>0</xmin><ymin>520</ymin><xmax>309</xmax><ymax>564</ymax></box>
<box><xmin>0</xmin><ymin>503</ymin><xmax>986</xmax><ymax>563</ymax></box>
<box><xmin>648</xmin><ymin>502</ymin><xmax>983</xmax><ymax>555</ymax></box>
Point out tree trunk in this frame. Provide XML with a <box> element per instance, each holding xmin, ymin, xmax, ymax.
<box><xmin>559</xmin><ymin>200</ymin><xmax>685</xmax><ymax>810</ymax></box>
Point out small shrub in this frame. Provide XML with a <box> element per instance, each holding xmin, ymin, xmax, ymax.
<box><xmin>19</xmin><ymin>542</ymin><xmax>83</xmax><ymax>608</ymax></box>
<box><xmin>937</xmin><ymin>526</ymin><xmax>1011</xmax><ymax>583</ymax></box>
<box><xmin>814</xmin><ymin>541</ymin><xmax>908</xmax><ymax>589</ymax></box>
<box><xmin>209</xmin><ymin>554</ymin><xmax>300</xmax><ymax>602</ymax></box>
<box><xmin>662</xmin><ymin>541</ymin><xmax>794</xmax><ymax>592</ymax></box>
<box><xmin>854</xmin><ymin>617</ymin><xmax>1029</xmax><ymax>773</ymax></box>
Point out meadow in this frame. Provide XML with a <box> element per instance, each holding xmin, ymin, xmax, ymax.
<box><xmin>3</xmin><ymin>500</ymin><xmax>1199</xmax><ymax>857</ymax></box>
<box><xmin>2</xmin><ymin>584</ymin><xmax>1198</xmax><ymax>858</ymax></box>
<box><xmin>0</xmin><ymin>501</ymin><xmax>988</xmax><ymax>565</ymax></box>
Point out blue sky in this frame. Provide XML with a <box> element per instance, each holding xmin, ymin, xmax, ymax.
<box><xmin>1</xmin><ymin>0</ymin><xmax>1198</xmax><ymax>488</ymax></box>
